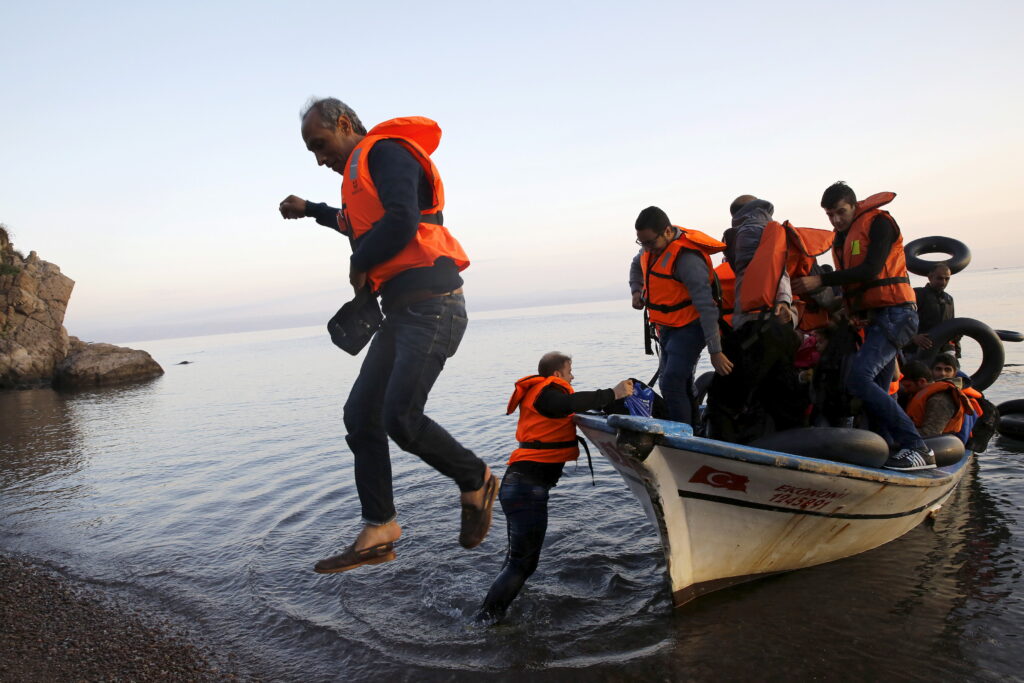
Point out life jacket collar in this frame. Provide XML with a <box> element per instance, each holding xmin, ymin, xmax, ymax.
<box><xmin>365</xmin><ymin>117</ymin><xmax>442</xmax><ymax>155</ymax></box>
<box><xmin>507</xmin><ymin>375</ymin><xmax>571</xmax><ymax>414</ymax></box>
<box><xmin>854</xmin><ymin>192</ymin><xmax>896</xmax><ymax>220</ymax></box>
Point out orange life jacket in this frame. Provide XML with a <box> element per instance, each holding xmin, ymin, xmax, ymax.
<box><xmin>339</xmin><ymin>117</ymin><xmax>470</xmax><ymax>292</ymax></box>
<box><xmin>794</xmin><ymin>300</ymin><xmax>831</xmax><ymax>332</ymax></box>
<box><xmin>962</xmin><ymin>386</ymin><xmax>984</xmax><ymax>421</ymax></box>
<box><xmin>906</xmin><ymin>380</ymin><xmax>971</xmax><ymax>434</ymax></box>
<box><xmin>738</xmin><ymin>220</ymin><xmax>834</xmax><ymax>315</ymax></box>
<box><xmin>507</xmin><ymin>375</ymin><xmax>579</xmax><ymax>465</ymax></box>
<box><xmin>715</xmin><ymin>261</ymin><xmax>735</xmax><ymax>326</ymax></box>
<box><xmin>831</xmin><ymin>192</ymin><xmax>914</xmax><ymax>312</ymax></box>
<box><xmin>641</xmin><ymin>227</ymin><xmax>725</xmax><ymax>327</ymax></box>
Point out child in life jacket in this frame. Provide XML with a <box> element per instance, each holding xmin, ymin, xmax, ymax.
<box><xmin>475</xmin><ymin>352</ymin><xmax>632</xmax><ymax>624</ymax></box>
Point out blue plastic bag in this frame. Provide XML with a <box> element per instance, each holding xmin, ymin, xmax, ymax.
<box><xmin>624</xmin><ymin>381</ymin><xmax>656</xmax><ymax>417</ymax></box>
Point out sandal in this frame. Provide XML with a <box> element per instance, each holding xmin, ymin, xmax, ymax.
<box><xmin>313</xmin><ymin>542</ymin><xmax>397</xmax><ymax>574</ymax></box>
<box><xmin>459</xmin><ymin>474</ymin><xmax>500</xmax><ymax>549</ymax></box>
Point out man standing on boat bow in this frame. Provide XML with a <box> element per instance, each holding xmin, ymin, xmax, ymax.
<box><xmin>279</xmin><ymin>98</ymin><xmax>499</xmax><ymax>573</ymax></box>
<box><xmin>630</xmin><ymin>206</ymin><xmax>732</xmax><ymax>425</ymax></box>
<box><xmin>793</xmin><ymin>182</ymin><xmax>933</xmax><ymax>471</ymax></box>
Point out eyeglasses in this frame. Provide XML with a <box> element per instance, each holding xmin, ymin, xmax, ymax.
<box><xmin>635</xmin><ymin>235</ymin><xmax>664</xmax><ymax>249</ymax></box>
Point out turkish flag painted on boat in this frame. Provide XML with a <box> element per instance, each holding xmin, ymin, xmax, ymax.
<box><xmin>689</xmin><ymin>465</ymin><xmax>749</xmax><ymax>492</ymax></box>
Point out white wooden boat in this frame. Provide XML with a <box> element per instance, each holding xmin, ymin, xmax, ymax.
<box><xmin>575</xmin><ymin>413</ymin><xmax>972</xmax><ymax>606</ymax></box>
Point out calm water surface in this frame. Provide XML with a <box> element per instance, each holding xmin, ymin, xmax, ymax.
<box><xmin>2</xmin><ymin>269</ymin><xmax>1023</xmax><ymax>681</ymax></box>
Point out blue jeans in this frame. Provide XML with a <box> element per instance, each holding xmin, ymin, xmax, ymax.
<box><xmin>343</xmin><ymin>293</ymin><xmax>486</xmax><ymax>525</ymax></box>
<box><xmin>658</xmin><ymin>321</ymin><xmax>706</xmax><ymax>425</ymax></box>
<box><xmin>846</xmin><ymin>304</ymin><xmax>925</xmax><ymax>451</ymax></box>
<box><xmin>477</xmin><ymin>471</ymin><xmax>551</xmax><ymax>621</ymax></box>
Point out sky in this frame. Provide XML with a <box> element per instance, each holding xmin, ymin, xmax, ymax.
<box><xmin>1</xmin><ymin>0</ymin><xmax>1021</xmax><ymax>342</ymax></box>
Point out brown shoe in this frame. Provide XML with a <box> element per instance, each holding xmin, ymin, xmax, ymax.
<box><xmin>313</xmin><ymin>542</ymin><xmax>396</xmax><ymax>574</ymax></box>
<box><xmin>459</xmin><ymin>474</ymin><xmax>500</xmax><ymax>549</ymax></box>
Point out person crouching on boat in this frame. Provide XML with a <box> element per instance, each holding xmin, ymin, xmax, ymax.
<box><xmin>475</xmin><ymin>353</ymin><xmax>632</xmax><ymax>624</ymax></box>
<box><xmin>793</xmin><ymin>182</ymin><xmax>933</xmax><ymax>470</ymax></box>
<box><xmin>629</xmin><ymin>207</ymin><xmax>733</xmax><ymax>425</ymax></box>
<box><xmin>899</xmin><ymin>358</ymin><xmax>978</xmax><ymax>442</ymax></box>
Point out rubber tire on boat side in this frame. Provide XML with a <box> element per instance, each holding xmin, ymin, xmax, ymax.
<box><xmin>923</xmin><ymin>434</ymin><xmax>966</xmax><ymax>467</ymax></box>
<box><xmin>904</xmin><ymin>236</ymin><xmax>972</xmax><ymax>276</ymax></box>
<box><xmin>915</xmin><ymin>317</ymin><xmax>1004</xmax><ymax>392</ymax></box>
<box><xmin>693</xmin><ymin>371</ymin><xmax>714</xmax><ymax>407</ymax></box>
<box><xmin>996</xmin><ymin>329</ymin><xmax>1024</xmax><ymax>343</ymax></box>
<box><xmin>749</xmin><ymin>427</ymin><xmax>890</xmax><ymax>468</ymax></box>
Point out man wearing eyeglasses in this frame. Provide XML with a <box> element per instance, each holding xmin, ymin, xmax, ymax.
<box><xmin>629</xmin><ymin>207</ymin><xmax>733</xmax><ymax>425</ymax></box>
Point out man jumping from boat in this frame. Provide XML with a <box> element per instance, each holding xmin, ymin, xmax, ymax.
<box><xmin>629</xmin><ymin>207</ymin><xmax>732</xmax><ymax>425</ymax></box>
<box><xmin>279</xmin><ymin>97</ymin><xmax>499</xmax><ymax>573</ymax></box>
<box><xmin>476</xmin><ymin>352</ymin><xmax>632</xmax><ymax>623</ymax></box>
<box><xmin>793</xmin><ymin>182</ymin><xmax>934</xmax><ymax>471</ymax></box>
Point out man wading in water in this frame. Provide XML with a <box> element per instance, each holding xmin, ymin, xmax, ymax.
<box><xmin>476</xmin><ymin>352</ymin><xmax>632</xmax><ymax>623</ymax></box>
<box><xmin>280</xmin><ymin>97</ymin><xmax>498</xmax><ymax>572</ymax></box>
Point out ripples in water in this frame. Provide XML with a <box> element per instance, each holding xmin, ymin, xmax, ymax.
<box><xmin>2</xmin><ymin>295</ymin><xmax>1023</xmax><ymax>679</ymax></box>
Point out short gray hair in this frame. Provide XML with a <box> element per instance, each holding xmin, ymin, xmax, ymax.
<box><xmin>300</xmin><ymin>97</ymin><xmax>367</xmax><ymax>135</ymax></box>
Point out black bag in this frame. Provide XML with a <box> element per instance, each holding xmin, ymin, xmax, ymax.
<box><xmin>967</xmin><ymin>395</ymin><xmax>999</xmax><ymax>453</ymax></box>
<box><xmin>327</xmin><ymin>288</ymin><xmax>383</xmax><ymax>355</ymax></box>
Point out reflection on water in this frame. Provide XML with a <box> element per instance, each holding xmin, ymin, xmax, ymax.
<box><xmin>1</xmin><ymin>274</ymin><xmax>1023</xmax><ymax>679</ymax></box>
<box><xmin>0</xmin><ymin>389</ymin><xmax>85</xmax><ymax>503</ymax></box>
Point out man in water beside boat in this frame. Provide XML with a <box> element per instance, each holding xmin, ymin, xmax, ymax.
<box><xmin>476</xmin><ymin>352</ymin><xmax>632</xmax><ymax>623</ymax></box>
<box><xmin>793</xmin><ymin>182</ymin><xmax>935</xmax><ymax>470</ymax></box>
<box><xmin>278</xmin><ymin>98</ymin><xmax>499</xmax><ymax>573</ymax></box>
<box><xmin>629</xmin><ymin>207</ymin><xmax>733</xmax><ymax>425</ymax></box>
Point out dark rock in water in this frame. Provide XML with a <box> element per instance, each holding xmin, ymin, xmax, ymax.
<box><xmin>176</xmin><ymin>360</ymin><xmax>192</xmax><ymax>365</ymax></box>
<box><xmin>54</xmin><ymin>337</ymin><xmax>164</xmax><ymax>389</ymax></box>
<box><xmin>0</xmin><ymin>224</ymin><xmax>164</xmax><ymax>389</ymax></box>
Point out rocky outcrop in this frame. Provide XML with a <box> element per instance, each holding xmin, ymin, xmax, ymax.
<box><xmin>1</xmin><ymin>228</ymin><xmax>74</xmax><ymax>388</ymax></box>
<box><xmin>1</xmin><ymin>225</ymin><xmax>163</xmax><ymax>390</ymax></box>
<box><xmin>54</xmin><ymin>337</ymin><xmax>164</xmax><ymax>389</ymax></box>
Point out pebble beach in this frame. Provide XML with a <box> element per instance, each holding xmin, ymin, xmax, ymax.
<box><xmin>0</xmin><ymin>553</ymin><xmax>244</xmax><ymax>682</ymax></box>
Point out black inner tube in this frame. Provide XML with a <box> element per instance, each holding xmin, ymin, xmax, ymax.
<box><xmin>996</xmin><ymin>399</ymin><xmax>1024</xmax><ymax>416</ymax></box>
<box><xmin>904</xmin><ymin>236</ymin><xmax>972</xmax><ymax>276</ymax></box>
<box><xmin>915</xmin><ymin>317</ymin><xmax>1004</xmax><ymax>391</ymax></box>
<box><xmin>996</xmin><ymin>329</ymin><xmax>1024</xmax><ymax>343</ymax></box>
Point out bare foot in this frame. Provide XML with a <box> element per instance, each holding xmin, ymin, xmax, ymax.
<box><xmin>460</xmin><ymin>467</ymin><xmax>494</xmax><ymax>509</ymax></box>
<box><xmin>354</xmin><ymin>520</ymin><xmax>402</xmax><ymax>550</ymax></box>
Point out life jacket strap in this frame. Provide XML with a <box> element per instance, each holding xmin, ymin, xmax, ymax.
<box><xmin>846</xmin><ymin>276</ymin><xmax>910</xmax><ymax>294</ymax></box>
<box><xmin>420</xmin><ymin>212</ymin><xmax>442</xmax><ymax>225</ymax></box>
<box><xmin>646</xmin><ymin>299</ymin><xmax>693</xmax><ymax>313</ymax></box>
<box><xmin>519</xmin><ymin>437</ymin><xmax>595</xmax><ymax>485</ymax></box>
<box><xmin>518</xmin><ymin>439</ymin><xmax>578</xmax><ymax>449</ymax></box>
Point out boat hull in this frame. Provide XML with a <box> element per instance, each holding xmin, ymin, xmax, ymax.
<box><xmin>576</xmin><ymin>414</ymin><xmax>971</xmax><ymax>606</ymax></box>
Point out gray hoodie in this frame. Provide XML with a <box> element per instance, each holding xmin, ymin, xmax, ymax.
<box><xmin>729</xmin><ymin>199</ymin><xmax>792</xmax><ymax>328</ymax></box>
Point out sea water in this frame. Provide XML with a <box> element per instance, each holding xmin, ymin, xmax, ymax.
<box><xmin>1</xmin><ymin>268</ymin><xmax>1022</xmax><ymax>680</ymax></box>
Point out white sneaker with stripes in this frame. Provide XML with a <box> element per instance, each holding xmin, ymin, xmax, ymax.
<box><xmin>883</xmin><ymin>447</ymin><xmax>937</xmax><ymax>471</ymax></box>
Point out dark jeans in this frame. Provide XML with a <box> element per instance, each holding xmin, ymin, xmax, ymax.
<box><xmin>477</xmin><ymin>471</ymin><xmax>551</xmax><ymax>621</ymax></box>
<box><xmin>847</xmin><ymin>304</ymin><xmax>925</xmax><ymax>451</ymax></box>
<box><xmin>658</xmin><ymin>321</ymin><xmax>706</xmax><ymax>425</ymax></box>
<box><xmin>343</xmin><ymin>293</ymin><xmax>486</xmax><ymax>525</ymax></box>
<box><xmin>708</xmin><ymin>315</ymin><xmax>805</xmax><ymax>443</ymax></box>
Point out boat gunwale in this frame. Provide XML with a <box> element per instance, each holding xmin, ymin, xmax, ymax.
<box><xmin>575</xmin><ymin>413</ymin><xmax>971</xmax><ymax>489</ymax></box>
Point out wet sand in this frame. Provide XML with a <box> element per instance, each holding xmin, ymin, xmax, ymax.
<box><xmin>0</xmin><ymin>553</ymin><xmax>244</xmax><ymax>682</ymax></box>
